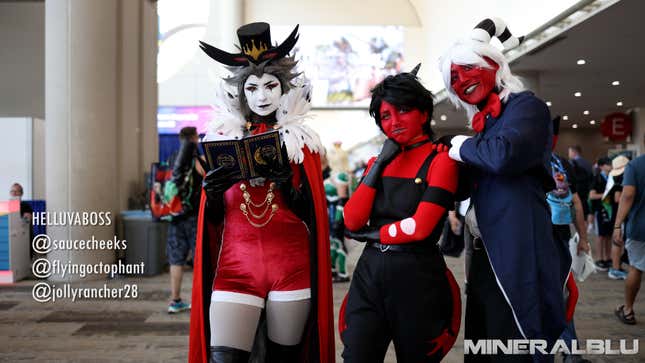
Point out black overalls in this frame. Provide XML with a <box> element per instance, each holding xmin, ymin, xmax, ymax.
<box><xmin>341</xmin><ymin>151</ymin><xmax>456</xmax><ymax>363</ymax></box>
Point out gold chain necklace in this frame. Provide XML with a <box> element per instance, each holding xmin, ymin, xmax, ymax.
<box><xmin>243</xmin><ymin>189</ymin><xmax>274</xmax><ymax>208</ymax></box>
<box><xmin>239</xmin><ymin>182</ymin><xmax>279</xmax><ymax>228</ymax></box>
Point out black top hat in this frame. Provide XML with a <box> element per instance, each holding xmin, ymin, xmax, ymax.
<box><xmin>199</xmin><ymin>22</ymin><xmax>299</xmax><ymax>67</ymax></box>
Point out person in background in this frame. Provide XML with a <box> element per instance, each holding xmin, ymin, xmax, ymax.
<box><xmin>607</xmin><ymin>155</ymin><xmax>630</xmax><ymax>280</ymax></box>
<box><xmin>325</xmin><ymin>171</ymin><xmax>351</xmax><ymax>283</ymax></box>
<box><xmin>351</xmin><ymin>160</ymin><xmax>367</xmax><ymax>193</ymax></box>
<box><xmin>568</xmin><ymin>145</ymin><xmax>594</xmax><ymax>228</ymax></box>
<box><xmin>613</xmin><ymin>135</ymin><xmax>645</xmax><ymax>325</ymax></box>
<box><xmin>9</xmin><ymin>183</ymin><xmax>33</xmax><ymax>222</ymax></box>
<box><xmin>166</xmin><ymin>126</ymin><xmax>204</xmax><ymax>314</ymax></box>
<box><xmin>325</xmin><ymin>142</ymin><xmax>352</xmax><ymax>283</ymax></box>
<box><xmin>589</xmin><ymin>157</ymin><xmax>613</xmax><ymax>271</ymax></box>
<box><xmin>328</xmin><ymin>141</ymin><xmax>350</xmax><ymax>175</ymax></box>
<box><xmin>549</xmin><ymin>121</ymin><xmax>590</xmax><ymax>363</ymax></box>
<box><xmin>9</xmin><ymin>183</ymin><xmax>34</xmax><ymax>258</ymax></box>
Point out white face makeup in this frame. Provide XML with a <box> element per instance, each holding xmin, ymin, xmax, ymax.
<box><xmin>244</xmin><ymin>73</ymin><xmax>282</xmax><ymax>116</ymax></box>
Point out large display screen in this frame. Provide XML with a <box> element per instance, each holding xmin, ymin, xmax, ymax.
<box><xmin>157</xmin><ymin>106</ymin><xmax>213</xmax><ymax>134</ymax></box>
<box><xmin>273</xmin><ymin>25</ymin><xmax>405</xmax><ymax>108</ymax></box>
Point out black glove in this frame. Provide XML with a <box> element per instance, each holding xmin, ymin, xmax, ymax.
<box><xmin>362</xmin><ymin>138</ymin><xmax>401</xmax><ymax>188</ymax></box>
<box><xmin>202</xmin><ymin>166</ymin><xmax>239</xmax><ymax>224</ymax></box>
<box><xmin>254</xmin><ymin>146</ymin><xmax>293</xmax><ymax>184</ymax></box>
<box><xmin>345</xmin><ymin>227</ymin><xmax>380</xmax><ymax>243</ymax></box>
<box><xmin>435</xmin><ymin>134</ymin><xmax>455</xmax><ymax>149</ymax></box>
<box><xmin>203</xmin><ymin>166</ymin><xmax>239</xmax><ymax>201</ymax></box>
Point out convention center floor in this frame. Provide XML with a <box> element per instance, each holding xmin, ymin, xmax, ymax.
<box><xmin>0</xmin><ymin>241</ymin><xmax>643</xmax><ymax>362</ymax></box>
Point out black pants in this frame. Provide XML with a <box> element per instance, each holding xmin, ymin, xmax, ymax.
<box><xmin>342</xmin><ymin>246</ymin><xmax>453</xmax><ymax>363</ymax></box>
<box><xmin>465</xmin><ymin>246</ymin><xmax>534</xmax><ymax>363</ymax></box>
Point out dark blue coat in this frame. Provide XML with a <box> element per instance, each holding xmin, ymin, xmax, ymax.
<box><xmin>460</xmin><ymin>91</ymin><xmax>570</xmax><ymax>345</ymax></box>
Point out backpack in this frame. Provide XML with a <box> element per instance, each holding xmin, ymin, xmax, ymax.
<box><xmin>546</xmin><ymin>154</ymin><xmax>574</xmax><ymax>225</ymax></box>
<box><xmin>149</xmin><ymin>162</ymin><xmax>184</xmax><ymax>220</ymax></box>
<box><xmin>149</xmin><ymin>159</ymin><xmax>200</xmax><ymax>220</ymax></box>
<box><xmin>570</xmin><ymin>158</ymin><xmax>593</xmax><ymax>195</ymax></box>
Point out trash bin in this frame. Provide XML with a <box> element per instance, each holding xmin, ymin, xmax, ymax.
<box><xmin>120</xmin><ymin>210</ymin><xmax>168</xmax><ymax>276</ymax></box>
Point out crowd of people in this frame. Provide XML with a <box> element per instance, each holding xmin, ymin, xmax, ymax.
<box><xmin>567</xmin><ymin>146</ymin><xmax>631</xmax><ymax>279</ymax></box>
<box><xmin>564</xmin><ymin>141</ymin><xmax>645</xmax><ymax>328</ymax></box>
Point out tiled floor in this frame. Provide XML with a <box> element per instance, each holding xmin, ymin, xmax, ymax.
<box><xmin>1</xmin><ymin>240</ymin><xmax>643</xmax><ymax>362</ymax></box>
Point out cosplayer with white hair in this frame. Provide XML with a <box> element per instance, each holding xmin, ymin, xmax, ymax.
<box><xmin>437</xmin><ymin>18</ymin><xmax>575</xmax><ymax>363</ymax></box>
<box><xmin>439</xmin><ymin>29</ymin><xmax>524</xmax><ymax>125</ymax></box>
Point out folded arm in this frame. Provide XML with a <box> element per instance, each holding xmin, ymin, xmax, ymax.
<box><xmin>380</xmin><ymin>152</ymin><xmax>458</xmax><ymax>244</ymax></box>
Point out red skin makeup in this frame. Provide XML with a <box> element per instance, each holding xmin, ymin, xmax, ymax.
<box><xmin>450</xmin><ymin>58</ymin><xmax>499</xmax><ymax>105</ymax></box>
<box><xmin>379</xmin><ymin>100</ymin><xmax>429</xmax><ymax>146</ymax></box>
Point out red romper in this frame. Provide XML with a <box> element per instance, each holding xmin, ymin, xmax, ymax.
<box><xmin>211</xmin><ymin>178</ymin><xmax>311</xmax><ymax>308</ymax></box>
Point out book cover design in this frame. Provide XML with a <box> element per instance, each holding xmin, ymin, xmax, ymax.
<box><xmin>201</xmin><ymin>130</ymin><xmax>287</xmax><ymax>180</ymax></box>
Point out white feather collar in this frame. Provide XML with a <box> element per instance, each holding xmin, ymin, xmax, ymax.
<box><xmin>203</xmin><ymin>81</ymin><xmax>324</xmax><ymax>164</ymax></box>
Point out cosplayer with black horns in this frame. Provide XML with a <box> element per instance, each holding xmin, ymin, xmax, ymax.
<box><xmin>339</xmin><ymin>64</ymin><xmax>461</xmax><ymax>363</ymax></box>
<box><xmin>188</xmin><ymin>22</ymin><xmax>334</xmax><ymax>363</ymax></box>
<box><xmin>438</xmin><ymin>18</ymin><xmax>574</xmax><ymax>362</ymax></box>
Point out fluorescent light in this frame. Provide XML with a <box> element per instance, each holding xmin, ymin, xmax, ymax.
<box><xmin>617</xmin><ymin>101</ymin><xmax>623</xmax><ymax>106</ymax></box>
<box><xmin>562</xmin><ymin>115</ymin><xmax>569</xmax><ymax>120</ymax></box>
<box><xmin>574</xmin><ymin>92</ymin><xmax>582</xmax><ymax>97</ymax></box>
<box><xmin>572</xmin><ymin>124</ymin><xmax>578</xmax><ymax>129</ymax></box>
<box><xmin>440</xmin><ymin>114</ymin><xmax>447</xmax><ymax>121</ymax></box>
<box><xmin>546</xmin><ymin>101</ymin><xmax>552</xmax><ymax>106</ymax></box>
<box><xmin>577</xmin><ymin>59</ymin><xmax>586</xmax><ymax>65</ymax></box>
<box><xmin>431</xmin><ymin>120</ymin><xmax>437</xmax><ymax>126</ymax></box>
<box><xmin>589</xmin><ymin>120</ymin><xmax>596</xmax><ymax>125</ymax></box>
<box><xmin>612</xmin><ymin>81</ymin><xmax>620</xmax><ymax>86</ymax></box>
<box><xmin>583</xmin><ymin>110</ymin><xmax>589</xmax><ymax>115</ymax></box>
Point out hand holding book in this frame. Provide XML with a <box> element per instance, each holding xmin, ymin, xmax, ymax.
<box><xmin>201</xmin><ymin>130</ymin><xmax>291</xmax><ymax>181</ymax></box>
<box><xmin>253</xmin><ymin>145</ymin><xmax>293</xmax><ymax>183</ymax></box>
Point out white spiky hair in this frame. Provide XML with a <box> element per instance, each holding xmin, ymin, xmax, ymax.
<box><xmin>439</xmin><ymin>23</ymin><xmax>525</xmax><ymax>126</ymax></box>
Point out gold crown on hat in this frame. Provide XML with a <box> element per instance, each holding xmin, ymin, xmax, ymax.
<box><xmin>242</xmin><ymin>39</ymin><xmax>268</xmax><ymax>61</ymax></box>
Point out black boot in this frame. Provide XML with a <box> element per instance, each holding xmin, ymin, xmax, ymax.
<box><xmin>266</xmin><ymin>340</ymin><xmax>300</xmax><ymax>363</ymax></box>
<box><xmin>209</xmin><ymin>346</ymin><xmax>250</xmax><ymax>363</ymax></box>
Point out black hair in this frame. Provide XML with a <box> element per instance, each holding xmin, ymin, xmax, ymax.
<box><xmin>369</xmin><ymin>72</ymin><xmax>435</xmax><ymax>138</ymax></box>
<box><xmin>569</xmin><ymin>145</ymin><xmax>582</xmax><ymax>154</ymax></box>
<box><xmin>179</xmin><ymin>126</ymin><xmax>198</xmax><ymax>140</ymax></box>
<box><xmin>597</xmin><ymin>156</ymin><xmax>611</xmax><ymax>166</ymax></box>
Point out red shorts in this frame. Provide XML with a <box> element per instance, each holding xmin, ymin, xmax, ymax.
<box><xmin>212</xmin><ymin>181</ymin><xmax>311</xmax><ymax>308</ymax></box>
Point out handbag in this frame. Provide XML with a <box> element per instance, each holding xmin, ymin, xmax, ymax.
<box><xmin>439</xmin><ymin>217</ymin><xmax>465</xmax><ymax>257</ymax></box>
<box><xmin>568</xmin><ymin>232</ymin><xmax>596</xmax><ymax>282</ymax></box>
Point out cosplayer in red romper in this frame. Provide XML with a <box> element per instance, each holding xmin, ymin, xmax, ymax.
<box><xmin>340</xmin><ymin>65</ymin><xmax>461</xmax><ymax>363</ymax></box>
<box><xmin>188</xmin><ymin>23</ymin><xmax>334</xmax><ymax>363</ymax></box>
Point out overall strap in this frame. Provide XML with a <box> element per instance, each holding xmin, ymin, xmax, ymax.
<box><xmin>416</xmin><ymin>150</ymin><xmax>438</xmax><ymax>182</ymax></box>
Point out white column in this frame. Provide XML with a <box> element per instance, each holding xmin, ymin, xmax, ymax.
<box><xmin>203</xmin><ymin>0</ymin><xmax>244</xmax><ymax>79</ymax></box>
<box><xmin>45</xmin><ymin>0</ymin><xmax>157</xmax><ymax>281</ymax></box>
<box><xmin>117</xmin><ymin>0</ymin><xmax>159</xmax><ymax>211</ymax></box>
<box><xmin>219</xmin><ymin>0</ymin><xmax>244</xmax><ymax>44</ymax></box>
